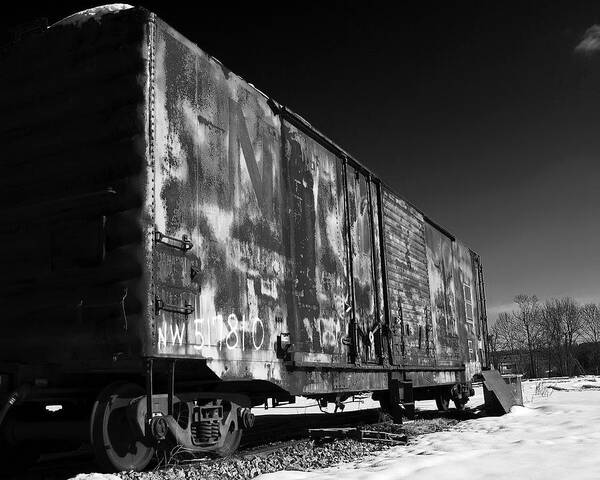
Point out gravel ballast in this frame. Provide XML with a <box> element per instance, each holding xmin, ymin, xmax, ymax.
<box><xmin>119</xmin><ymin>418</ymin><xmax>459</xmax><ymax>480</ymax></box>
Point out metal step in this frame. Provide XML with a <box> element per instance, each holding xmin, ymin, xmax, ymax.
<box><xmin>482</xmin><ymin>370</ymin><xmax>523</xmax><ymax>414</ymax></box>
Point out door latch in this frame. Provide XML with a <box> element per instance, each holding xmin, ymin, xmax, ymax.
<box><xmin>276</xmin><ymin>333</ymin><xmax>293</xmax><ymax>360</ymax></box>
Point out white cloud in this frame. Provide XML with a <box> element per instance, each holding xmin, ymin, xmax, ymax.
<box><xmin>575</xmin><ymin>25</ymin><xmax>600</xmax><ymax>55</ymax></box>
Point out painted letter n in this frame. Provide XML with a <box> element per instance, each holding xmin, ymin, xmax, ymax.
<box><xmin>228</xmin><ymin>98</ymin><xmax>273</xmax><ymax>218</ymax></box>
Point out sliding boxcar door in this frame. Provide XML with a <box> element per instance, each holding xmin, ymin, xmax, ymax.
<box><xmin>284</xmin><ymin>122</ymin><xmax>351</xmax><ymax>364</ymax></box>
<box><xmin>425</xmin><ymin>223</ymin><xmax>460</xmax><ymax>366</ymax></box>
<box><xmin>346</xmin><ymin>165</ymin><xmax>379</xmax><ymax>364</ymax></box>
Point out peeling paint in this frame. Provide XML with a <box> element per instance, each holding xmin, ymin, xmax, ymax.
<box><xmin>148</xmin><ymin>15</ymin><xmax>488</xmax><ymax>391</ymax></box>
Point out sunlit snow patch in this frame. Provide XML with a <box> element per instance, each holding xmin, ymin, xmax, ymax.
<box><xmin>69</xmin><ymin>474</ymin><xmax>121</xmax><ymax>480</ymax></box>
<box><xmin>254</xmin><ymin>378</ymin><xmax>600</xmax><ymax>480</ymax></box>
<box><xmin>508</xmin><ymin>405</ymin><xmax>534</xmax><ymax>416</ymax></box>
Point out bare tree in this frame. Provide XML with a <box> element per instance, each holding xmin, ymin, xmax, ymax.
<box><xmin>540</xmin><ymin>299</ymin><xmax>565</xmax><ymax>376</ymax></box>
<box><xmin>513</xmin><ymin>294</ymin><xmax>541</xmax><ymax>377</ymax></box>
<box><xmin>493</xmin><ymin>311</ymin><xmax>526</xmax><ymax>373</ymax></box>
<box><xmin>541</xmin><ymin>297</ymin><xmax>583</xmax><ymax>376</ymax></box>
<box><xmin>562</xmin><ymin>297</ymin><xmax>582</xmax><ymax>375</ymax></box>
<box><xmin>487</xmin><ymin>325</ymin><xmax>500</xmax><ymax>369</ymax></box>
<box><xmin>493</xmin><ymin>295</ymin><xmax>590</xmax><ymax>377</ymax></box>
<box><xmin>580</xmin><ymin>303</ymin><xmax>600</xmax><ymax>374</ymax></box>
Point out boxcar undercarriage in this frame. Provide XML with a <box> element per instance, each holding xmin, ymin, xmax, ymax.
<box><xmin>0</xmin><ymin>358</ymin><xmax>475</xmax><ymax>471</ymax></box>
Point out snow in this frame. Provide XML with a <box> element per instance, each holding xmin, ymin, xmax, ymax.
<box><xmin>51</xmin><ymin>4</ymin><xmax>133</xmax><ymax>28</ymax></box>
<box><xmin>67</xmin><ymin>377</ymin><xmax>599</xmax><ymax>479</ymax></box>
<box><xmin>70</xmin><ymin>475</ymin><xmax>121</xmax><ymax>480</ymax></box>
<box><xmin>256</xmin><ymin>377</ymin><xmax>600</xmax><ymax>480</ymax></box>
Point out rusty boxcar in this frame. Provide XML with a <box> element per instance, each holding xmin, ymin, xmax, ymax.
<box><xmin>0</xmin><ymin>5</ymin><xmax>489</xmax><ymax>471</ymax></box>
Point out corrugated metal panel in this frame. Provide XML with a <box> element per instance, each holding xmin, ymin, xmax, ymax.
<box><xmin>381</xmin><ymin>189</ymin><xmax>433</xmax><ymax>366</ymax></box>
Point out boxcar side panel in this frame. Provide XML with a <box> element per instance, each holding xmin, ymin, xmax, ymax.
<box><xmin>346</xmin><ymin>166</ymin><xmax>379</xmax><ymax>364</ymax></box>
<box><xmin>282</xmin><ymin>121</ymin><xmax>351</xmax><ymax>365</ymax></box>
<box><xmin>381</xmin><ymin>190</ymin><xmax>434</xmax><ymax>367</ymax></box>
<box><xmin>146</xmin><ymin>11</ymin><xmax>486</xmax><ymax>394</ymax></box>
<box><xmin>370</xmin><ymin>182</ymin><xmax>386</xmax><ymax>362</ymax></box>
<box><xmin>151</xmin><ymin>20</ymin><xmax>287</xmax><ymax>383</ymax></box>
<box><xmin>424</xmin><ymin>222</ymin><xmax>461</xmax><ymax>367</ymax></box>
<box><xmin>473</xmin><ymin>254</ymin><xmax>489</xmax><ymax>368</ymax></box>
<box><xmin>151</xmin><ymin>21</ymin><xmax>366</xmax><ymax>386</ymax></box>
<box><xmin>452</xmin><ymin>241</ymin><xmax>482</xmax><ymax>379</ymax></box>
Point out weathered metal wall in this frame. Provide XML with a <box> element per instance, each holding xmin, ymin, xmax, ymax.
<box><xmin>151</xmin><ymin>21</ymin><xmax>287</xmax><ymax>385</ymax></box>
<box><xmin>424</xmin><ymin>223</ymin><xmax>461</xmax><ymax>367</ymax></box>
<box><xmin>474</xmin><ymin>254</ymin><xmax>489</xmax><ymax>368</ymax></box>
<box><xmin>146</xmin><ymin>14</ymin><xmax>489</xmax><ymax>389</ymax></box>
<box><xmin>381</xmin><ymin>190</ymin><xmax>434</xmax><ymax>367</ymax></box>
<box><xmin>151</xmin><ymin>21</ymin><xmax>374</xmax><ymax>390</ymax></box>
<box><xmin>381</xmin><ymin>193</ymin><xmax>485</xmax><ymax>384</ymax></box>
<box><xmin>346</xmin><ymin>168</ymin><xmax>381</xmax><ymax>364</ymax></box>
<box><xmin>283</xmin><ymin>122</ymin><xmax>350</xmax><ymax>365</ymax></box>
<box><xmin>370</xmin><ymin>182</ymin><xmax>386</xmax><ymax>363</ymax></box>
<box><xmin>452</xmin><ymin>242</ymin><xmax>486</xmax><ymax>379</ymax></box>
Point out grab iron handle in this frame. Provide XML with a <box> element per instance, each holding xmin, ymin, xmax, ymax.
<box><xmin>154</xmin><ymin>297</ymin><xmax>195</xmax><ymax>316</ymax></box>
<box><xmin>154</xmin><ymin>231</ymin><xmax>193</xmax><ymax>252</ymax></box>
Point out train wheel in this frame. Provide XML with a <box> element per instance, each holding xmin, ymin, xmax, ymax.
<box><xmin>211</xmin><ymin>399</ymin><xmax>242</xmax><ymax>457</ymax></box>
<box><xmin>90</xmin><ymin>382</ymin><xmax>155</xmax><ymax>472</ymax></box>
<box><xmin>213</xmin><ymin>426</ymin><xmax>242</xmax><ymax>457</ymax></box>
<box><xmin>435</xmin><ymin>392</ymin><xmax>450</xmax><ymax>412</ymax></box>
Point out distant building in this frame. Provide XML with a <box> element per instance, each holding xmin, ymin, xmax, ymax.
<box><xmin>499</xmin><ymin>361</ymin><xmax>519</xmax><ymax>375</ymax></box>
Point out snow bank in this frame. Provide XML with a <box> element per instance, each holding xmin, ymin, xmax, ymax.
<box><xmin>256</xmin><ymin>378</ymin><xmax>600</xmax><ymax>480</ymax></box>
<box><xmin>70</xmin><ymin>474</ymin><xmax>121</xmax><ymax>480</ymax></box>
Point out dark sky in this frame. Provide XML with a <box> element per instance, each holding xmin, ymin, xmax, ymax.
<box><xmin>3</xmin><ymin>2</ymin><xmax>600</xmax><ymax>322</ymax></box>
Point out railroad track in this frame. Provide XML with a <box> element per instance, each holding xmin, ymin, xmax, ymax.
<box><xmin>16</xmin><ymin>403</ymin><xmax>489</xmax><ymax>479</ymax></box>
<box><xmin>241</xmin><ymin>407</ymin><xmax>382</xmax><ymax>447</ymax></box>
<box><xmin>16</xmin><ymin>401</ymin><xmax>490</xmax><ymax>480</ymax></box>
<box><xmin>14</xmin><ymin>407</ymin><xmax>383</xmax><ymax>479</ymax></box>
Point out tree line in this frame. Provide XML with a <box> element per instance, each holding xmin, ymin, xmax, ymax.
<box><xmin>489</xmin><ymin>295</ymin><xmax>600</xmax><ymax>377</ymax></box>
